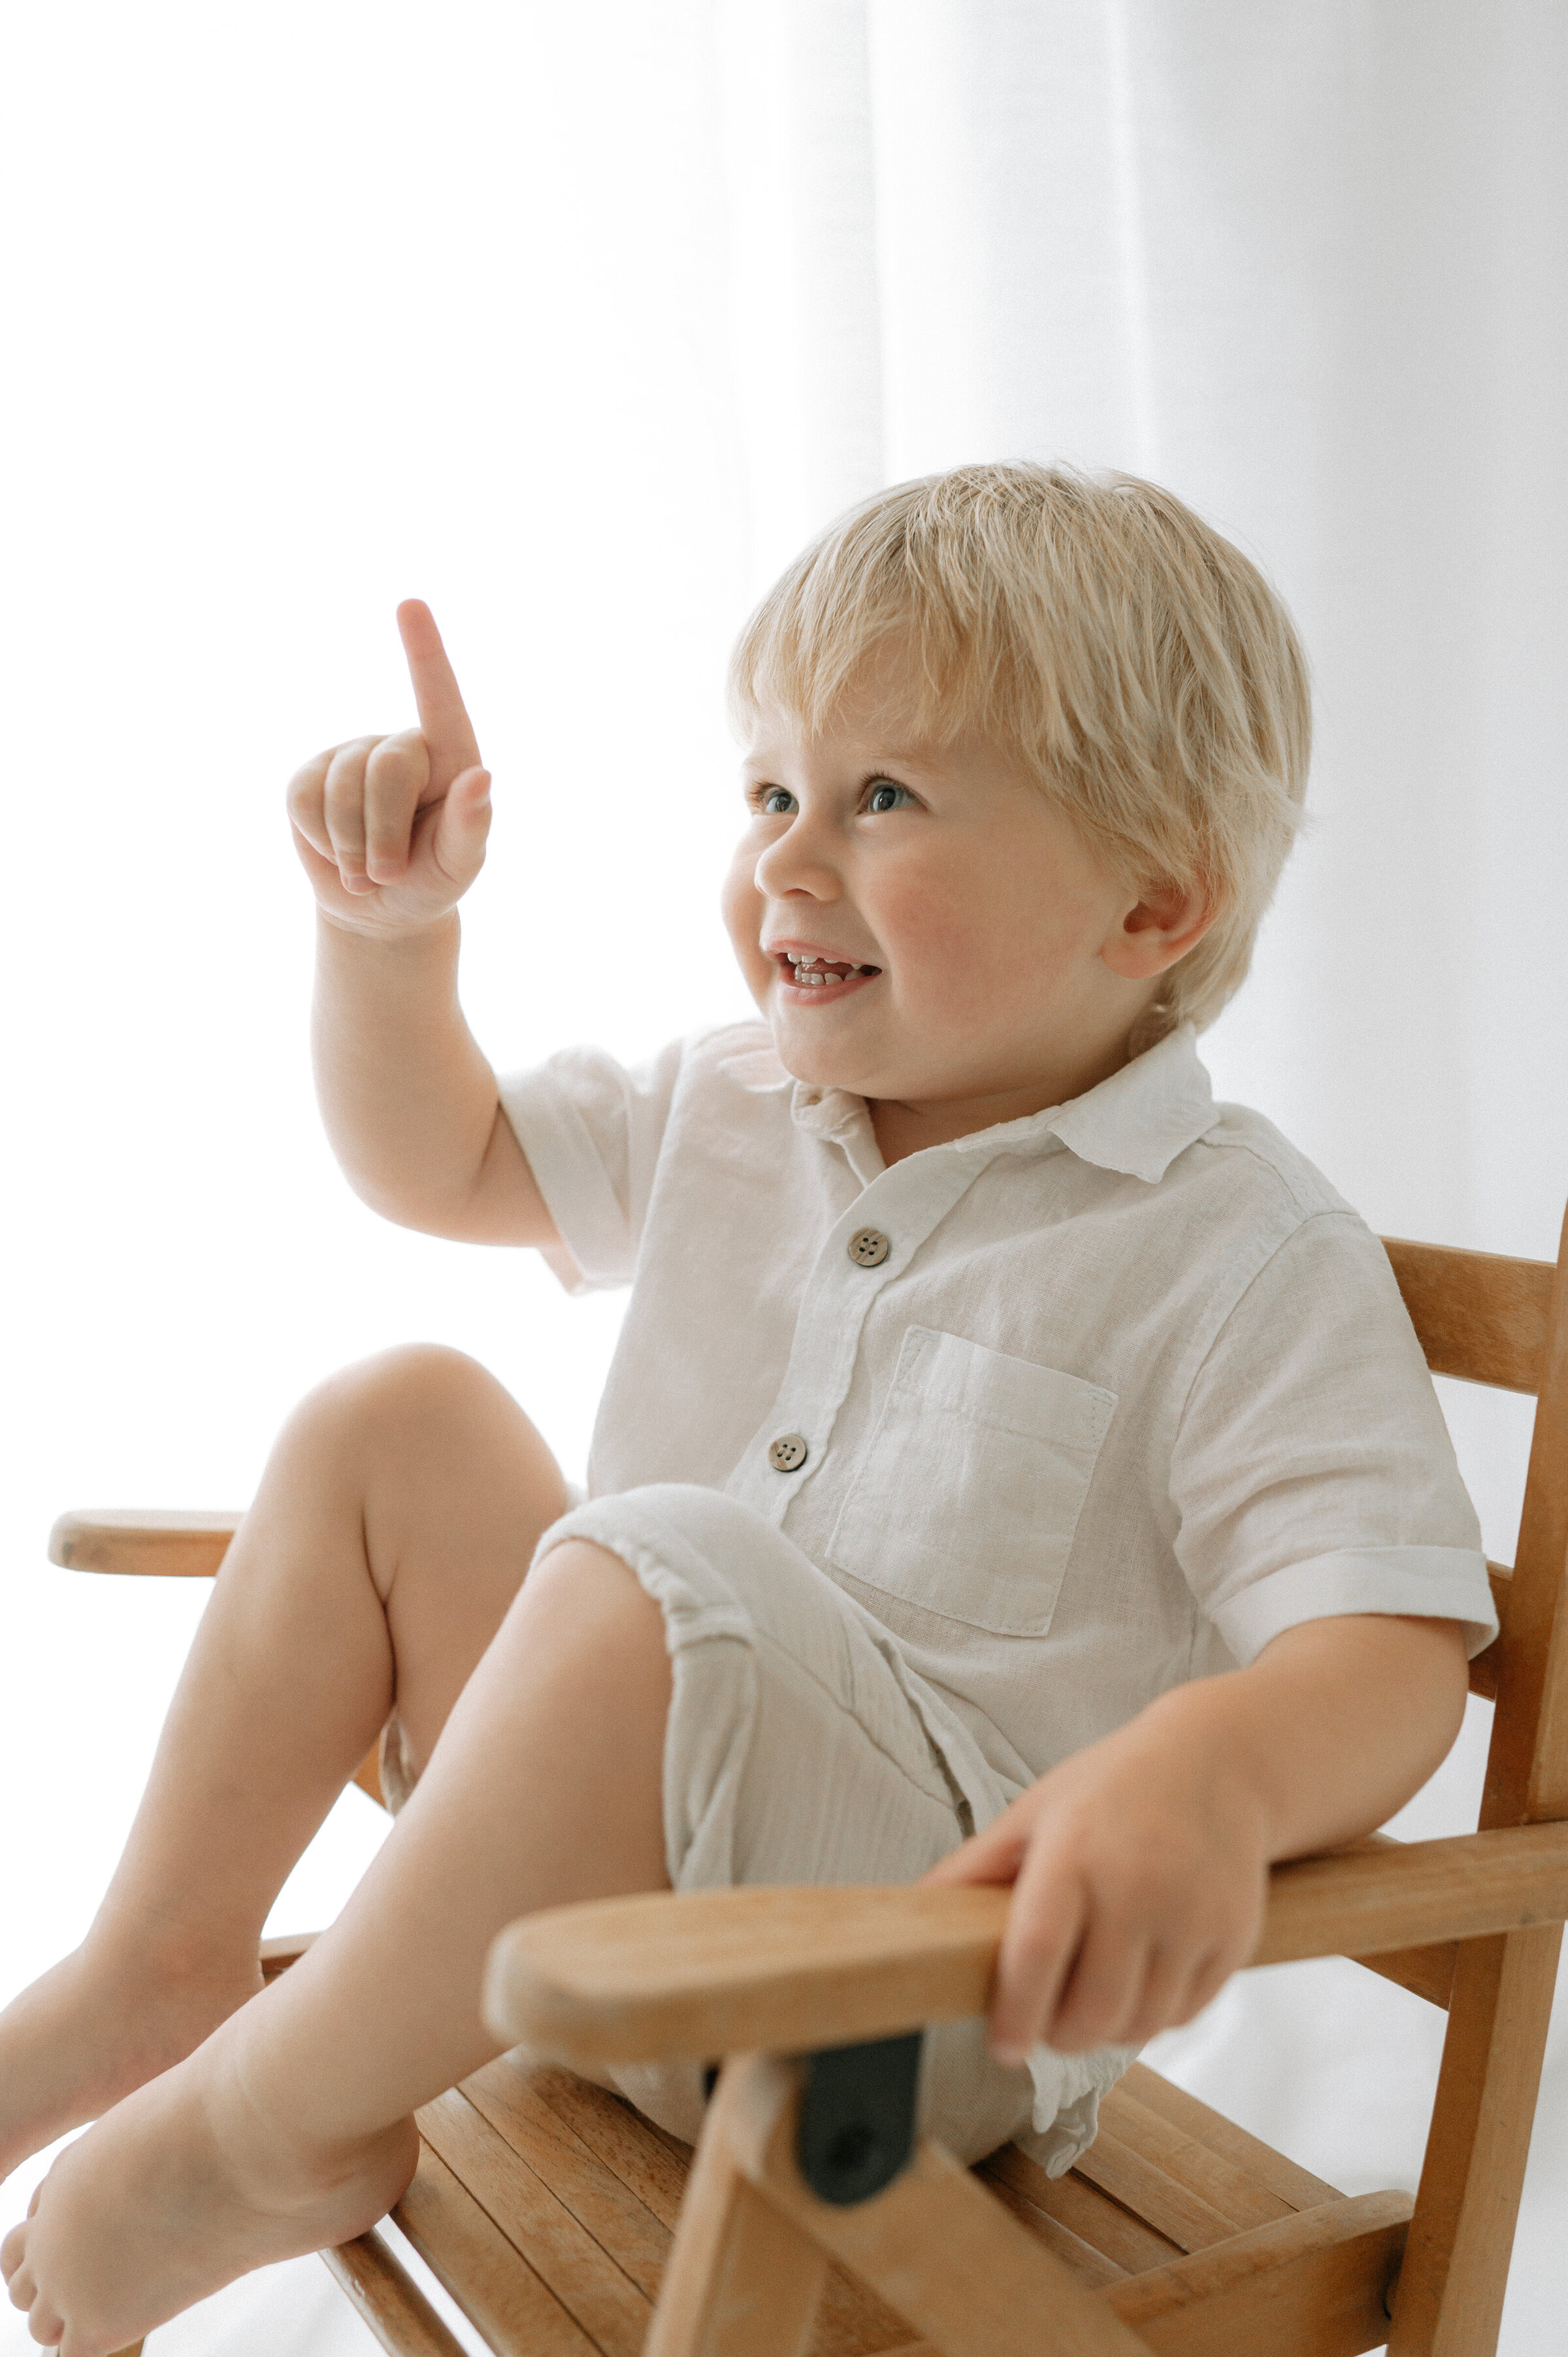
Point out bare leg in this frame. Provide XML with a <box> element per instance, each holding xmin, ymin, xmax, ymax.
<box><xmin>3</xmin><ymin>1533</ymin><xmax>671</xmax><ymax>2356</ymax></box>
<box><xmin>0</xmin><ymin>1344</ymin><xmax>568</xmax><ymax>2186</ymax></box>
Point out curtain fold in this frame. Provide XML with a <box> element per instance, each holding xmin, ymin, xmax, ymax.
<box><xmin>719</xmin><ymin>0</ymin><xmax>1568</xmax><ymax>1259</ymax></box>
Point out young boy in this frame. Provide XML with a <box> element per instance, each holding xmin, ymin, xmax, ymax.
<box><xmin>3</xmin><ymin>464</ymin><xmax>1495</xmax><ymax>2356</ymax></box>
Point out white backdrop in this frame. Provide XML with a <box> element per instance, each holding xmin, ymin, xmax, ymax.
<box><xmin>3</xmin><ymin>3</ymin><xmax>1565</xmax><ymax>2349</ymax></box>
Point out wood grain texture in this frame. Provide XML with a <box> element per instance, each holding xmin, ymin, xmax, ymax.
<box><xmin>645</xmin><ymin>2060</ymin><xmax>827</xmax><ymax>2357</ymax></box>
<box><xmin>1351</xmin><ymin>1943</ymin><xmax>1457</xmax><ymax>2008</ymax></box>
<box><xmin>727</xmin><ymin>2055</ymin><xmax>1151</xmax><ymax>2357</ymax></box>
<box><xmin>1388</xmin><ymin>1195</ymin><xmax>1568</xmax><ymax>2353</ymax></box>
<box><xmin>1388</xmin><ymin>1925</ymin><xmax>1564</xmax><ymax>2357</ymax></box>
<box><xmin>1087</xmin><ymin>2089</ymin><xmax>1291</xmax><ymax>2235</ymax></box>
<box><xmin>972</xmin><ymin>2169</ymin><xmax>1126</xmax><ymax>2288</ymax></box>
<box><xmin>418</xmin><ymin>2085</ymin><xmax>651</xmax><ymax>2357</ymax></box>
<box><xmin>1103</xmin><ymin>2190</ymin><xmax>1411</xmax><ymax>2357</ymax></box>
<box><xmin>1071</xmin><ymin>2128</ymin><xmax>1243</xmax><ymax>2254</ymax></box>
<box><xmin>1467</xmin><ymin>1563</ymin><xmax>1511</xmax><ymax>1701</ymax></box>
<box><xmin>1381</xmin><ymin>1238</ymin><xmax>1552</xmax><ymax>1392</ymax></box>
<box><xmin>394</xmin><ymin>2135</ymin><xmax>599</xmax><ymax>2356</ymax></box>
<box><xmin>1252</xmin><ymin>1823</ymin><xmax>1568</xmax><ymax>1964</ymax></box>
<box><xmin>483</xmin><ymin>1827</ymin><xmax>1568</xmax><ymax>2066</ymax></box>
<box><xmin>482</xmin><ymin>1885</ymin><xmax>1010</xmax><ymax>2064</ymax></box>
<box><xmin>321</xmin><ymin>2232</ymin><xmax>472</xmax><ymax>2357</ymax></box>
<box><xmin>48</xmin><ymin>1507</ymin><xmax>242</xmax><ymax>1576</ymax></box>
<box><xmin>979</xmin><ymin>2147</ymin><xmax>1179</xmax><ymax>2275</ymax></box>
<box><xmin>1113</xmin><ymin>2064</ymin><xmax>1339</xmax><ymax>2211</ymax></box>
<box><xmin>467</xmin><ymin>2056</ymin><xmax>916</xmax><ymax>2357</ymax></box>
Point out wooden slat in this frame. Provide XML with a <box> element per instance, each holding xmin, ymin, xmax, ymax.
<box><xmin>490</xmin><ymin>2061</ymin><xmax>918</xmax><ymax>2357</ymax></box>
<box><xmin>519</xmin><ymin>2065</ymin><xmax>692</xmax><ymax>2229</ymax></box>
<box><xmin>1103</xmin><ymin>2189</ymin><xmax>1411</xmax><ymax>2357</ymax></box>
<box><xmin>394</xmin><ymin>2134</ymin><xmax>600</xmax><ymax>2357</ymax></box>
<box><xmin>321</xmin><ymin>2231</ymin><xmax>472</xmax><ymax>2357</ymax></box>
<box><xmin>1071</xmin><ymin>2128</ymin><xmax>1240</xmax><ymax>2254</ymax></box>
<box><xmin>1381</xmin><ymin>1237</ymin><xmax>1552</xmax><ymax>1393</ymax></box>
<box><xmin>418</xmin><ymin>2086</ymin><xmax>651</xmax><ymax>2357</ymax></box>
<box><xmin>461</xmin><ymin>2058</ymin><xmax>676</xmax><ymax>2303</ymax></box>
<box><xmin>48</xmin><ymin>1506</ymin><xmax>242</xmax><ymax>1576</ymax></box>
<box><xmin>973</xmin><ymin>2171</ymin><xmax>1126</xmax><ymax>2287</ymax></box>
<box><xmin>980</xmin><ymin>2147</ymin><xmax>1182</xmax><ymax>2274</ymax></box>
<box><xmin>1094</xmin><ymin>2087</ymin><xmax>1291</xmax><ymax>2232</ymax></box>
<box><xmin>1113</xmin><ymin>2064</ymin><xmax>1340</xmax><ymax>2212</ymax></box>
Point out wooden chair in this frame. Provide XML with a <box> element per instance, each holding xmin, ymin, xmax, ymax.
<box><xmin>48</xmin><ymin>1211</ymin><xmax>1568</xmax><ymax>2357</ymax></box>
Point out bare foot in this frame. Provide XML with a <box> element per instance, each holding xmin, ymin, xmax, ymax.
<box><xmin>2</xmin><ymin>2024</ymin><xmax>416</xmax><ymax>2356</ymax></box>
<box><xmin>0</xmin><ymin>1936</ymin><xmax>264</xmax><ymax>2189</ymax></box>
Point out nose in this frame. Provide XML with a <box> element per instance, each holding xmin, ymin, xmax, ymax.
<box><xmin>753</xmin><ymin>805</ymin><xmax>843</xmax><ymax>904</ymax></box>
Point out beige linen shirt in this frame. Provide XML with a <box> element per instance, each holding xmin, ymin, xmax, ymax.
<box><xmin>499</xmin><ymin>1022</ymin><xmax>1496</xmax><ymax>1793</ymax></box>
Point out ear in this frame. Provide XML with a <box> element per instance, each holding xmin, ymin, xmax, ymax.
<box><xmin>1100</xmin><ymin>880</ymin><xmax>1217</xmax><ymax>981</ymax></box>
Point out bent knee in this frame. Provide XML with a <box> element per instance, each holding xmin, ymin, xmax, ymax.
<box><xmin>287</xmin><ymin>1344</ymin><xmax>519</xmax><ymax>1453</ymax></box>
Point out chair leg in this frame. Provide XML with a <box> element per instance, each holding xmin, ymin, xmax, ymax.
<box><xmin>1388</xmin><ymin>1923</ymin><xmax>1562</xmax><ymax>2357</ymax></box>
<box><xmin>645</xmin><ymin>2063</ymin><xmax>828</xmax><ymax>2357</ymax></box>
<box><xmin>722</xmin><ymin>2053</ymin><xmax>1151</xmax><ymax>2357</ymax></box>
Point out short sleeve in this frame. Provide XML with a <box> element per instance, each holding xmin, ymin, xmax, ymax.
<box><xmin>1171</xmin><ymin>1212</ymin><xmax>1498</xmax><ymax>1662</ymax></box>
<box><xmin>497</xmin><ymin>1040</ymin><xmax>685</xmax><ymax>1295</ymax></box>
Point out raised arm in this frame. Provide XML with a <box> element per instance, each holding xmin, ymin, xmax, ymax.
<box><xmin>287</xmin><ymin>603</ymin><xmax>557</xmax><ymax>1246</ymax></box>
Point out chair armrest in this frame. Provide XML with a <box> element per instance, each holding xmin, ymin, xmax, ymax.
<box><xmin>50</xmin><ymin>1508</ymin><xmax>243</xmax><ymax>1577</ymax></box>
<box><xmin>482</xmin><ymin>1823</ymin><xmax>1568</xmax><ymax>2066</ymax></box>
<box><xmin>1253</xmin><ymin>1821</ymin><xmax>1568</xmax><ymax>1964</ymax></box>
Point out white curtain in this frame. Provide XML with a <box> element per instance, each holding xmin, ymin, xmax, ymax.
<box><xmin>3</xmin><ymin>5</ymin><xmax>1563</xmax><ymax>2349</ymax></box>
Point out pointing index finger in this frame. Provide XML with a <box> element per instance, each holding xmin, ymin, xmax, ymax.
<box><xmin>397</xmin><ymin>600</ymin><xmax>482</xmax><ymax>781</ymax></box>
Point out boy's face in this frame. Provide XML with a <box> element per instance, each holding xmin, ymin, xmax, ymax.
<box><xmin>722</xmin><ymin>655</ymin><xmax>1209</xmax><ymax>1150</ymax></box>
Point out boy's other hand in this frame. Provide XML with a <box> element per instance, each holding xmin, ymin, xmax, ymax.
<box><xmin>287</xmin><ymin>602</ymin><xmax>492</xmax><ymax>937</ymax></box>
<box><xmin>919</xmin><ymin>1707</ymin><xmax>1269</xmax><ymax>2061</ymax></box>
<box><xmin>919</xmin><ymin>1612</ymin><xmax>1468</xmax><ymax>2063</ymax></box>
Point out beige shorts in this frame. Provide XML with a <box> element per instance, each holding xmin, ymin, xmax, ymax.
<box><xmin>387</xmin><ymin>1481</ymin><xmax>1129</xmax><ymax>2170</ymax></box>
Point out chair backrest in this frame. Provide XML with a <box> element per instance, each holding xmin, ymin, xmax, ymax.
<box><xmin>1375</xmin><ymin>1214</ymin><xmax>1568</xmax><ymax>2356</ymax></box>
<box><xmin>1380</xmin><ymin>1226</ymin><xmax>1568</xmax><ymax>1825</ymax></box>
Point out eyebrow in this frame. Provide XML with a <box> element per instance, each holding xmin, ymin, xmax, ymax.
<box><xmin>740</xmin><ymin>749</ymin><xmax>932</xmax><ymax>775</ymax></box>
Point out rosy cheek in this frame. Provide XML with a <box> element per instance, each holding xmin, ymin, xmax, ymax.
<box><xmin>876</xmin><ymin>875</ymin><xmax>1012</xmax><ymax>1005</ymax></box>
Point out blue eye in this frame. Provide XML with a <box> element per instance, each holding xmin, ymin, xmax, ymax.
<box><xmin>760</xmin><ymin>787</ymin><xmax>796</xmax><ymax>815</ymax></box>
<box><xmin>866</xmin><ymin>781</ymin><xmax>911</xmax><ymax>813</ymax></box>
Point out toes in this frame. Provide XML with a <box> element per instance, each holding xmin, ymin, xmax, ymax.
<box><xmin>2</xmin><ymin>2217</ymin><xmax>27</xmax><ymax>2284</ymax></box>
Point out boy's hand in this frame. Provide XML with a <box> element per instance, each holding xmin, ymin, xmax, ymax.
<box><xmin>920</xmin><ymin>1613</ymin><xmax>1468</xmax><ymax>2063</ymax></box>
<box><xmin>287</xmin><ymin>602</ymin><xmax>493</xmax><ymax>937</ymax></box>
<box><xmin>920</xmin><ymin>1705</ymin><xmax>1269</xmax><ymax>2061</ymax></box>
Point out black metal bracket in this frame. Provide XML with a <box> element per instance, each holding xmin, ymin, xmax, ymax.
<box><xmin>797</xmin><ymin>2030</ymin><xmax>924</xmax><ymax>2206</ymax></box>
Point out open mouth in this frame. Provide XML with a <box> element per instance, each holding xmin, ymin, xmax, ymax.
<box><xmin>773</xmin><ymin>951</ymin><xmax>881</xmax><ymax>998</ymax></box>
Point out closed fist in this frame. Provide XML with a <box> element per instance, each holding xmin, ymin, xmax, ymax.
<box><xmin>287</xmin><ymin>602</ymin><xmax>492</xmax><ymax>935</ymax></box>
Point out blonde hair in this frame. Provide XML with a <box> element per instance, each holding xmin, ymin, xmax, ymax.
<box><xmin>728</xmin><ymin>463</ymin><xmax>1310</xmax><ymax>1043</ymax></box>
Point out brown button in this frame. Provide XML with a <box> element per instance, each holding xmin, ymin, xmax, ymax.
<box><xmin>768</xmin><ymin>1433</ymin><xmax>809</xmax><ymax>1472</ymax></box>
<box><xmin>848</xmin><ymin>1227</ymin><xmax>890</xmax><ymax>1268</ymax></box>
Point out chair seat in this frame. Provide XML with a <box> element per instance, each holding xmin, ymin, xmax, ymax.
<box><xmin>325</xmin><ymin>2056</ymin><xmax>1407</xmax><ymax>2357</ymax></box>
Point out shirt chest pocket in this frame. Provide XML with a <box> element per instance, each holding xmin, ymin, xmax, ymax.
<box><xmin>826</xmin><ymin>1327</ymin><xmax>1117</xmax><ymax>1638</ymax></box>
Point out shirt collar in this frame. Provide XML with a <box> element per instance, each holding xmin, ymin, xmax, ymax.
<box><xmin>727</xmin><ymin>1022</ymin><xmax>1217</xmax><ymax>1186</ymax></box>
<box><xmin>1030</xmin><ymin>1024</ymin><xmax>1217</xmax><ymax>1182</ymax></box>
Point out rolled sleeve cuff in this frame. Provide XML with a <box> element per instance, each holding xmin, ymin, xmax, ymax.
<box><xmin>1211</xmin><ymin>1546</ymin><xmax>1499</xmax><ymax>1666</ymax></box>
<box><xmin>497</xmin><ymin>1066</ymin><xmax>633</xmax><ymax>1296</ymax></box>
